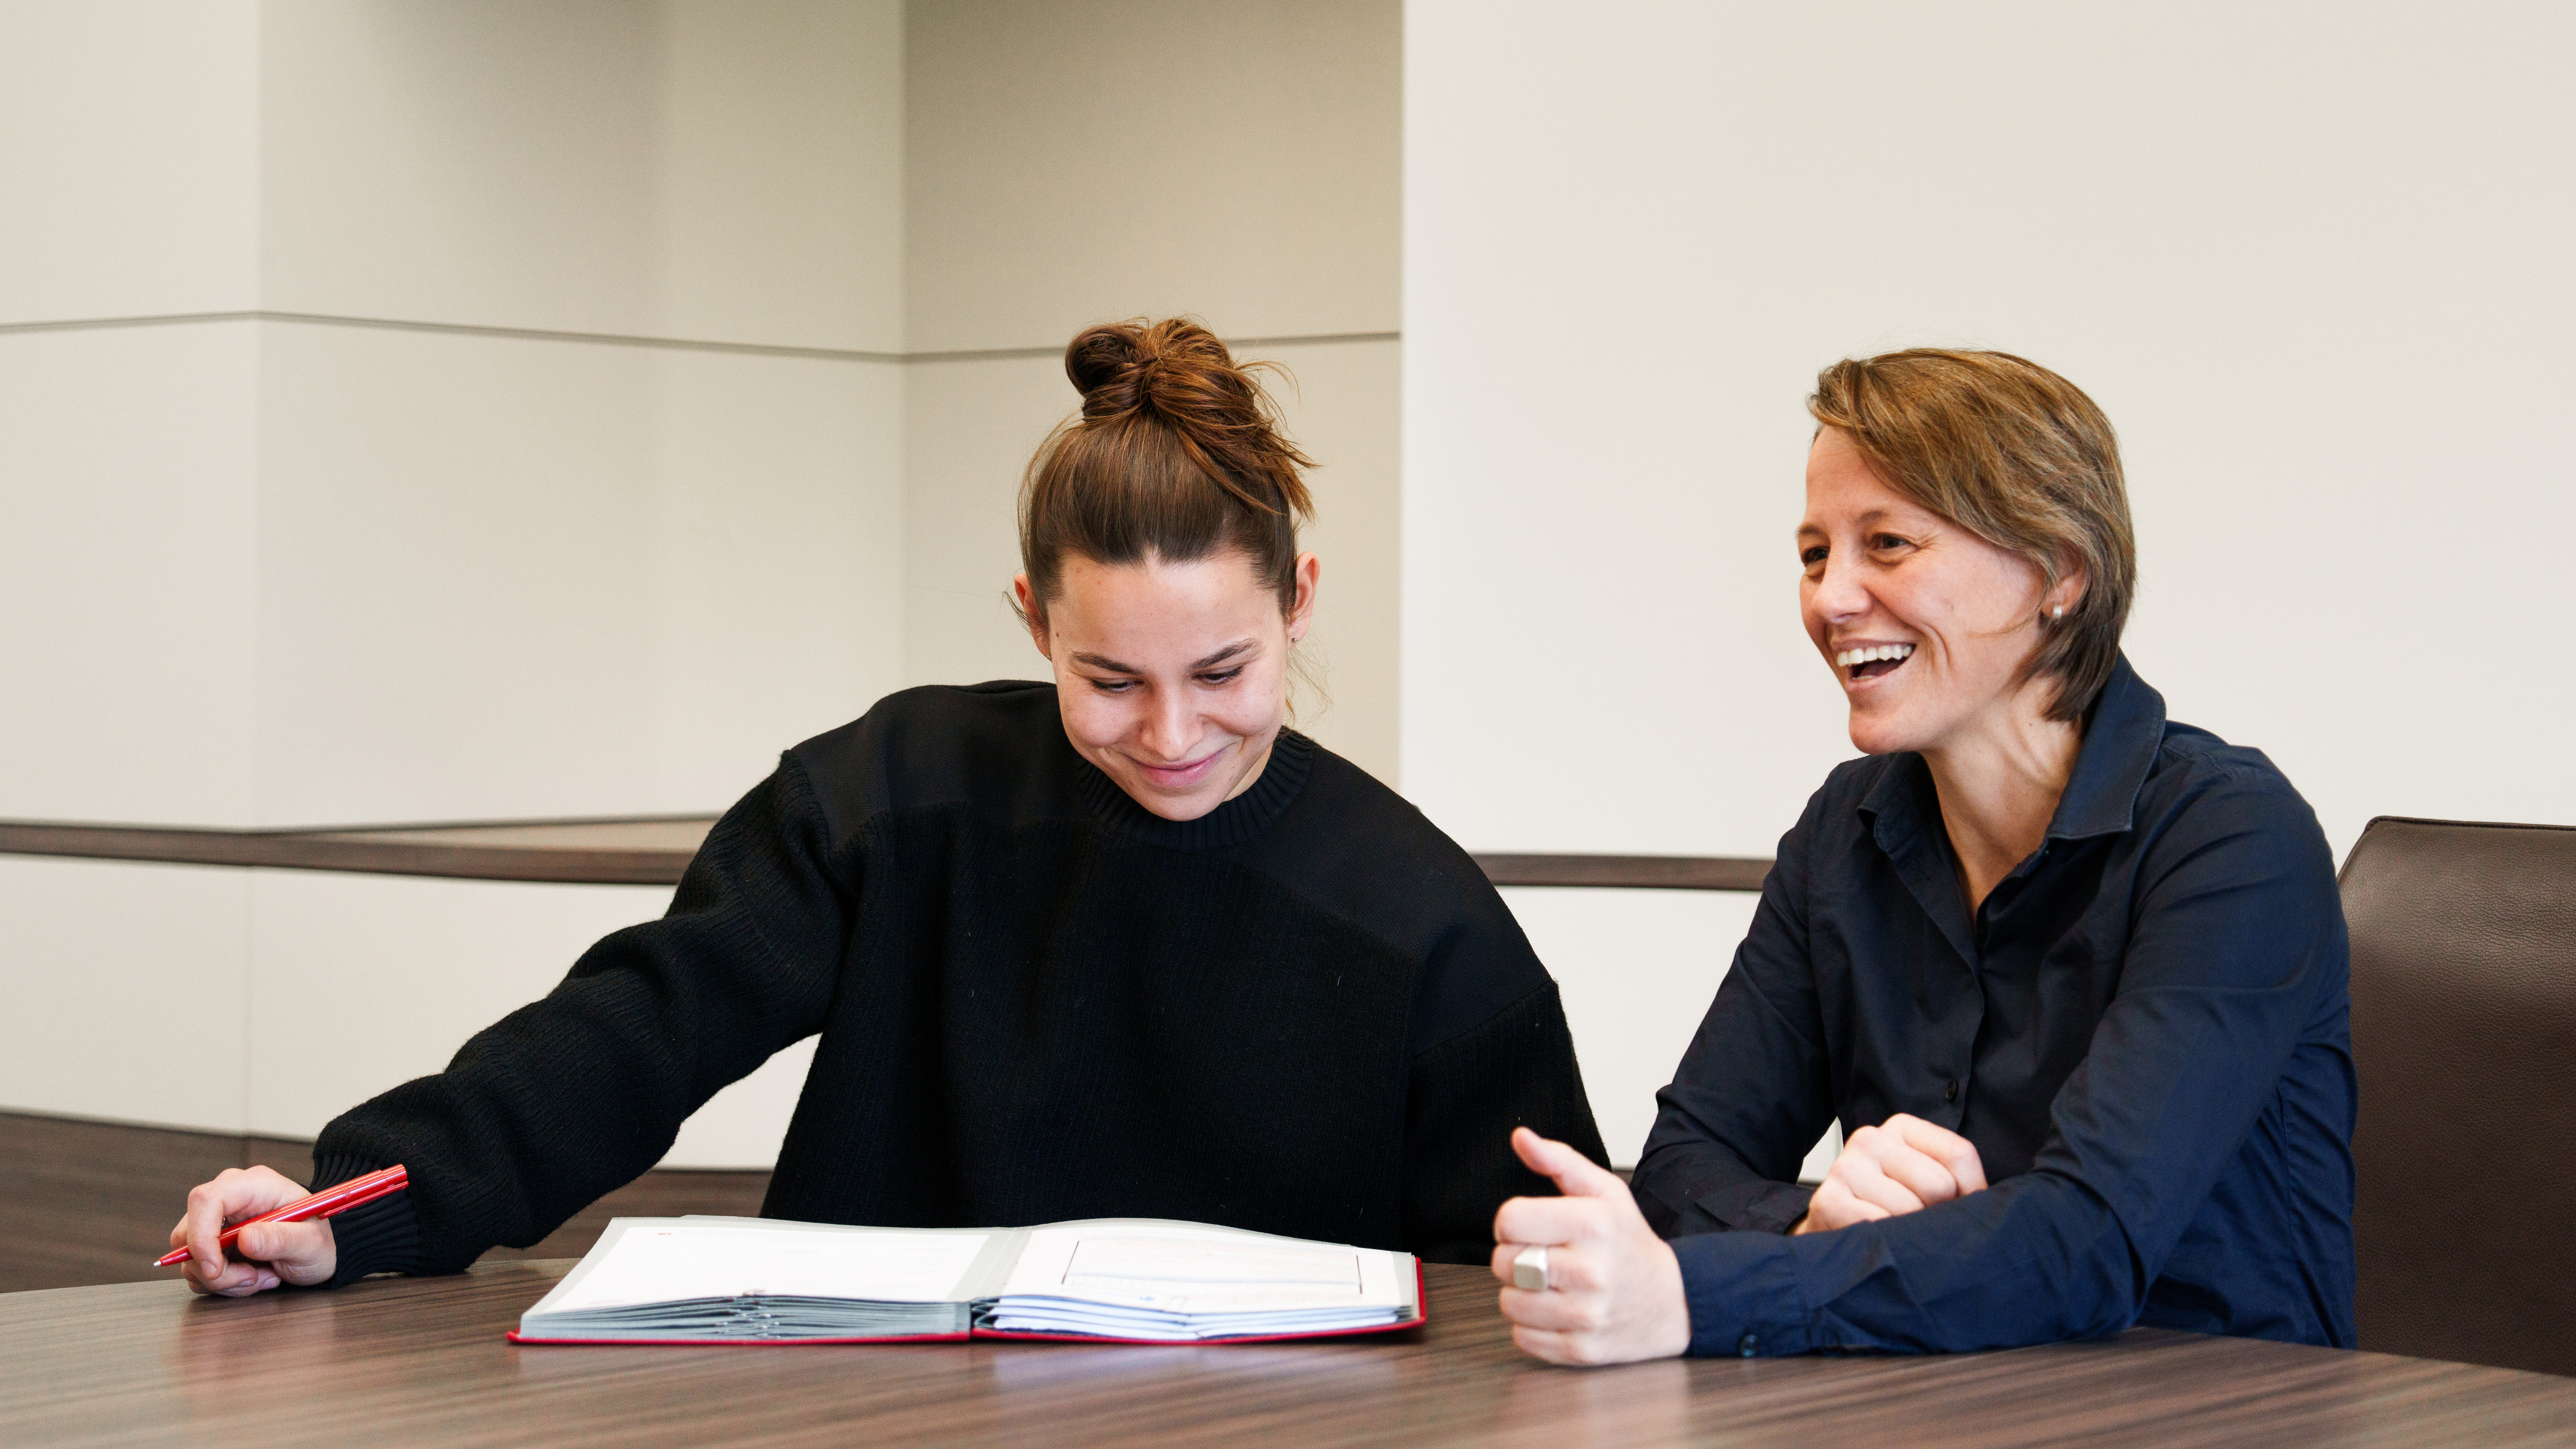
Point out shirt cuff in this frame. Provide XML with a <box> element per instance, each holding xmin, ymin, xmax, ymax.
<box><xmin>1643</xmin><ymin>1173</ymin><xmax>1816</xmax><ymax>1238</ymax></box>
<box><xmin>1670</xmin><ymin>1230</ymin><xmax>1814</xmax><ymax>1358</ymax></box>
<box><xmin>309</xmin><ymin>1153</ymin><xmax>424</xmax><ymax>1288</ymax></box>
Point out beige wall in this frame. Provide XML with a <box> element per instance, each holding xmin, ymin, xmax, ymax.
<box><xmin>899</xmin><ymin>0</ymin><xmax>1402</xmax><ymax>782</ymax></box>
<box><xmin>1406</xmin><ymin>0</ymin><xmax>2576</xmax><ymax>1164</ymax></box>
<box><xmin>1</xmin><ymin>0</ymin><xmax>1402</xmax><ymax>1167</ymax></box>
<box><xmin>0</xmin><ymin>0</ymin><xmax>905</xmax><ymax>1163</ymax></box>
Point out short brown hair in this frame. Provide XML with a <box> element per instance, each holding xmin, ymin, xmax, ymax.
<box><xmin>1019</xmin><ymin>318</ymin><xmax>1314</xmax><ymax>621</ymax></box>
<box><xmin>1808</xmin><ymin>349</ymin><xmax>2136</xmax><ymax>722</ymax></box>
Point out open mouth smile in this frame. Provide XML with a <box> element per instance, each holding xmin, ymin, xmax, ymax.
<box><xmin>1835</xmin><ymin>642</ymin><xmax>1915</xmax><ymax>684</ymax></box>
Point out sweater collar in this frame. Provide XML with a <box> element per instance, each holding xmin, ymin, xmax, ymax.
<box><xmin>1075</xmin><ymin>728</ymin><xmax>1317</xmax><ymax>850</ymax></box>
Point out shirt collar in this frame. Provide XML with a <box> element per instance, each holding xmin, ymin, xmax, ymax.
<box><xmin>1856</xmin><ymin>653</ymin><xmax>2167</xmax><ymax>845</ymax></box>
<box><xmin>2045</xmin><ymin>654</ymin><xmax>2165</xmax><ymax>841</ymax></box>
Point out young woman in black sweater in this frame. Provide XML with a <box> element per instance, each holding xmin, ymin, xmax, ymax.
<box><xmin>172</xmin><ymin>318</ymin><xmax>1607</xmax><ymax>1294</ymax></box>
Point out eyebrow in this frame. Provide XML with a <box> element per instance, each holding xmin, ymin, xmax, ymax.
<box><xmin>1797</xmin><ymin>506</ymin><xmax>1906</xmax><ymax>537</ymax></box>
<box><xmin>1070</xmin><ymin>639</ymin><xmax>1258</xmax><ymax>675</ymax></box>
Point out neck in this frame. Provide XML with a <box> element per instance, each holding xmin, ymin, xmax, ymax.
<box><xmin>1919</xmin><ymin>679</ymin><xmax>2082</xmax><ymax>916</ymax></box>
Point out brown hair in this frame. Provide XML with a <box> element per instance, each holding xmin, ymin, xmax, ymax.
<box><xmin>1018</xmin><ymin>318</ymin><xmax>1314</xmax><ymax>622</ymax></box>
<box><xmin>1808</xmin><ymin>349</ymin><xmax>2136</xmax><ymax>722</ymax></box>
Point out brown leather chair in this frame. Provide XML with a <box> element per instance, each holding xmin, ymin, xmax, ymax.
<box><xmin>2339</xmin><ymin>816</ymin><xmax>2576</xmax><ymax>1377</ymax></box>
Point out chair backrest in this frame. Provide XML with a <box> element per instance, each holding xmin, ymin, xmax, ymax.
<box><xmin>2338</xmin><ymin>816</ymin><xmax>2576</xmax><ymax>1377</ymax></box>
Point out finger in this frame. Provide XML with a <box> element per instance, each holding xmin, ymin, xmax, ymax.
<box><xmin>178</xmin><ymin>1167</ymin><xmax>308</xmax><ymax>1292</ymax></box>
<box><xmin>1511</xmin><ymin>1323</ymin><xmax>1585</xmax><ymax>1366</ymax></box>
<box><xmin>1499</xmin><ymin>1285</ymin><xmax>1599</xmax><ymax>1334</ymax></box>
<box><xmin>1831</xmin><ymin>1153</ymin><xmax>1926</xmax><ymax>1218</ymax></box>
<box><xmin>234</xmin><ymin>1220</ymin><xmax>336</xmax><ymax>1286</ymax></box>
<box><xmin>1801</xmin><ymin>1178</ymin><xmax>1889</xmax><ymax>1233</ymax></box>
<box><xmin>1493</xmin><ymin>1195</ymin><xmax>1614</xmax><ymax>1248</ymax></box>
<box><xmin>180</xmin><ymin>1176</ymin><xmax>244</xmax><ymax>1283</ymax></box>
<box><xmin>1861</xmin><ymin>1137</ymin><xmax>1963</xmax><ymax>1206</ymax></box>
<box><xmin>1510</xmin><ymin>1127</ymin><xmax>1630</xmax><ymax>1203</ymax></box>
<box><xmin>1887</xmin><ymin>1114</ymin><xmax>1989</xmax><ymax>1194</ymax></box>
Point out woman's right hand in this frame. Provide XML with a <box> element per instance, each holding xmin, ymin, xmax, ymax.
<box><xmin>169</xmin><ymin>1167</ymin><xmax>338</xmax><ymax>1296</ymax></box>
<box><xmin>1794</xmin><ymin>1113</ymin><xmax>1989</xmax><ymax>1235</ymax></box>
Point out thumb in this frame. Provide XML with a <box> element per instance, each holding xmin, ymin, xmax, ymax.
<box><xmin>236</xmin><ymin>1221</ymin><xmax>335</xmax><ymax>1283</ymax></box>
<box><xmin>1511</xmin><ymin>1126</ymin><xmax>1626</xmax><ymax>1201</ymax></box>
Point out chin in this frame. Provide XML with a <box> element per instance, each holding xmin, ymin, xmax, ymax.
<box><xmin>1114</xmin><ymin>769</ymin><xmax>1226</xmax><ymax>822</ymax></box>
<box><xmin>1844</xmin><ymin>706</ymin><xmax>1927</xmax><ymax>758</ymax></box>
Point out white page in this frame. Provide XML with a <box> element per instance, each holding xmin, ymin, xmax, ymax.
<box><xmin>546</xmin><ymin>1223</ymin><xmax>989</xmax><ymax>1312</ymax></box>
<box><xmin>996</xmin><ymin>1223</ymin><xmax>1405</xmax><ymax>1314</ymax></box>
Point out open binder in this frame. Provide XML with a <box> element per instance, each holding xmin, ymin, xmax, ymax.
<box><xmin>509</xmin><ymin>1216</ymin><xmax>1426</xmax><ymax>1345</ymax></box>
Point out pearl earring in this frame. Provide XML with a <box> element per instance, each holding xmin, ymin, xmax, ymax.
<box><xmin>2051</xmin><ymin>606</ymin><xmax>2065</xmax><ymax>619</ymax></box>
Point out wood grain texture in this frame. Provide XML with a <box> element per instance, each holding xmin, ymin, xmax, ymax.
<box><xmin>0</xmin><ymin>1112</ymin><xmax>765</xmax><ymax>1294</ymax></box>
<box><xmin>0</xmin><ymin>820</ymin><xmax>1777</xmax><ymax>892</ymax></box>
<box><xmin>2</xmin><ymin>1262</ymin><xmax>2570</xmax><ymax>1448</ymax></box>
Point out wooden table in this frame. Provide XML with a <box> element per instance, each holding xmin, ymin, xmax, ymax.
<box><xmin>4</xmin><ymin>1263</ymin><xmax>2571</xmax><ymax>1447</ymax></box>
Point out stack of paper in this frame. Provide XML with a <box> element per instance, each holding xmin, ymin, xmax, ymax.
<box><xmin>984</xmin><ymin>1225</ymin><xmax>1414</xmax><ymax>1341</ymax></box>
<box><xmin>511</xmin><ymin>1216</ymin><xmax>1421</xmax><ymax>1345</ymax></box>
<box><xmin>515</xmin><ymin>1221</ymin><xmax>992</xmax><ymax>1341</ymax></box>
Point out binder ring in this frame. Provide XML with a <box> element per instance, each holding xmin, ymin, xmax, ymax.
<box><xmin>1511</xmin><ymin>1244</ymin><xmax>1550</xmax><ymax>1292</ymax></box>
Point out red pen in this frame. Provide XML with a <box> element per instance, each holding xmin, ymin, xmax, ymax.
<box><xmin>155</xmin><ymin>1164</ymin><xmax>410</xmax><ymax>1268</ymax></box>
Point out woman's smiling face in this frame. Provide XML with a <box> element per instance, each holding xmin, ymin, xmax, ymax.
<box><xmin>1799</xmin><ymin>427</ymin><xmax>2068</xmax><ymax>757</ymax></box>
<box><xmin>1019</xmin><ymin>548</ymin><xmax>1318</xmax><ymax>822</ymax></box>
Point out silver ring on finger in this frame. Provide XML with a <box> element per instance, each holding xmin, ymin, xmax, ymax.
<box><xmin>1511</xmin><ymin>1243</ymin><xmax>1550</xmax><ymax>1292</ymax></box>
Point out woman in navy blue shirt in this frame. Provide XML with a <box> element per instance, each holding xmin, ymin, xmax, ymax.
<box><xmin>1488</xmin><ymin>349</ymin><xmax>2355</xmax><ymax>1363</ymax></box>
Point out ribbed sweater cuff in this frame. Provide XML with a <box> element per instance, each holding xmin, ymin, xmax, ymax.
<box><xmin>310</xmin><ymin>1153</ymin><xmax>423</xmax><ymax>1288</ymax></box>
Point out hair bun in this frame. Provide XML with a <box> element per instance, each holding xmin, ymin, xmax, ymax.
<box><xmin>1065</xmin><ymin>323</ymin><xmax>1149</xmax><ymax>411</ymax></box>
<box><xmin>1064</xmin><ymin>318</ymin><xmax>1246</xmax><ymax>421</ymax></box>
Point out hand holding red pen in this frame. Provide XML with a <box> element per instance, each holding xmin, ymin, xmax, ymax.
<box><xmin>167</xmin><ymin>1167</ymin><xmax>351</xmax><ymax>1297</ymax></box>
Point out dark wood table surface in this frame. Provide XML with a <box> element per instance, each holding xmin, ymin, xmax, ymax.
<box><xmin>4</xmin><ymin>1262</ymin><xmax>2571</xmax><ymax>1448</ymax></box>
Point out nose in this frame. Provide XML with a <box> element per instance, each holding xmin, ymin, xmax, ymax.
<box><xmin>1137</xmin><ymin>686</ymin><xmax>1200</xmax><ymax>762</ymax></box>
<box><xmin>1809</xmin><ymin>547</ymin><xmax>1871</xmax><ymax>624</ymax></box>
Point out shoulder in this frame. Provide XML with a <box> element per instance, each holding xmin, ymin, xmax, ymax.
<box><xmin>785</xmin><ymin>681</ymin><xmax>1067</xmax><ymax>840</ymax></box>
<box><xmin>2129</xmin><ymin>718</ymin><xmax>2338</xmax><ymax>898</ymax></box>
<box><xmin>1251</xmin><ymin>741</ymin><xmax>1508</xmax><ymax>947</ymax></box>
<box><xmin>2140</xmin><ymin>720</ymin><xmax>2325</xmax><ymax>838</ymax></box>
<box><xmin>1239</xmin><ymin>738</ymin><xmax>1551</xmax><ymax>1045</ymax></box>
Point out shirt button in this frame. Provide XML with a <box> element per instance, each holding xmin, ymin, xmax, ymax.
<box><xmin>1738</xmin><ymin>1332</ymin><xmax>1758</xmax><ymax>1357</ymax></box>
<box><xmin>1943</xmin><ymin>1079</ymin><xmax>1959</xmax><ymax>1103</ymax></box>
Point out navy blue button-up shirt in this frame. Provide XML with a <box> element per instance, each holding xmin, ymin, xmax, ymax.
<box><xmin>1634</xmin><ymin>658</ymin><xmax>2356</xmax><ymax>1354</ymax></box>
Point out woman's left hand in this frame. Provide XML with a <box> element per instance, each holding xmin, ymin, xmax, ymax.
<box><xmin>1490</xmin><ymin>1127</ymin><xmax>1692</xmax><ymax>1365</ymax></box>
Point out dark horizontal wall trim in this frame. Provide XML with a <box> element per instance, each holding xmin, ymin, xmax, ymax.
<box><xmin>0</xmin><ymin>819</ymin><xmax>698</xmax><ymax>887</ymax></box>
<box><xmin>1475</xmin><ymin>853</ymin><xmax>1771</xmax><ymax>892</ymax></box>
<box><xmin>0</xmin><ymin>312</ymin><xmax>1399</xmax><ymax>365</ymax></box>
<box><xmin>0</xmin><ymin>819</ymin><xmax>1770</xmax><ymax>892</ymax></box>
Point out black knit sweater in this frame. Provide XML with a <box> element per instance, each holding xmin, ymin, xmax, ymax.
<box><xmin>311</xmin><ymin>682</ymin><xmax>1606</xmax><ymax>1279</ymax></box>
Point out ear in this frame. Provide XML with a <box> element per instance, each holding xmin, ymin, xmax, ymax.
<box><xmin>1012</xmin><ymin>573</ymin><xmax>1052</xmax><ymax>660</ymax></box>
<box><xmin>2047</xmin><ymin>549</ymin><xmax>2088</xmax><ymax>620</ymax></box>
<box><xmin>1286</xmin><ymin>552</ymin><xmax>1321</xmax><ymax>645</ymax></box>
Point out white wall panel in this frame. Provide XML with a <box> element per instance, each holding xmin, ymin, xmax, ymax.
<box><xmin>0</xmin><ymin>323</ymin><xmax>259</xmax><ymax>825</ymax></box>
<box><xmin>253</xmin><ymin>320</ymin><xmax>903</xmax><ymax>825</ymax></box>
<box><xmin>0</xmin><ymin>857</ymin><xmax>252</xmax><ymax>1132</ymax></box>
<box><xmin>1406</xmin><ymin>1</ymin><xmax>2576</xmax><ymax>865</ymax></box>
<box><xmin>246</xmin><ymin>870</ymin><xmax>816</xmax><ymax>1167</ymax></box>
<box><xmin>0</xmin><ymin>0</ymin><xmax>258</xmax><ymax>324</ymax></box>
<box><xmin>1504</xmin><ymin>885</ymin><xmax>1839</xmax><ymax>1178</ymax></box>
<box><xmin>653</xmin><ymin>0</ymin><xmax>906</xmax><ymax>353</ymax></box>
<box><xmin>260</xmin><ymin>0</ymin><xmax>904</xmax><ymax>351</ymax></box>
<box><xmin>903</xmin><ymin>340</ymin><xmax>1401</xmax><ymax>783</ymax></box>
<box><xmin>904</xmin><ymin>0</ymin><xmax>1399</xmax><ymax>353</ymax></box>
